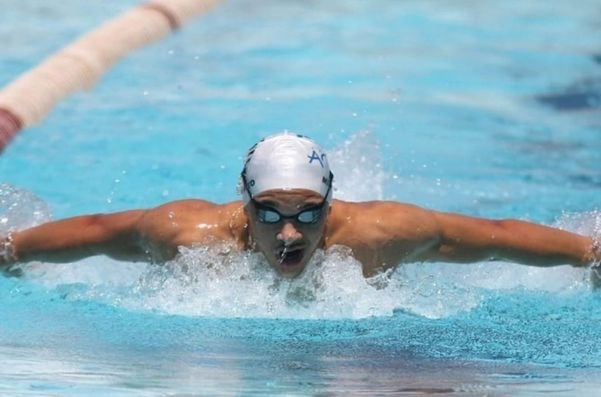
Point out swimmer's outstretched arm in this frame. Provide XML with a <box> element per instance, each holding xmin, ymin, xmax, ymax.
<box><xmin>0</xmin><ymin>210</ymin><xmax>151</xmax><ymax>266</ymax></box>
<box><xmin>428</xmin><ymin>211</ymin><xmax>600</xmax><ymax>267</ymax></box>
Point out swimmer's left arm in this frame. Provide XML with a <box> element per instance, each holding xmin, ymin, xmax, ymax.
<box><xmin>427</xmin><ymin>211</ymin><xmax>599</xmax><ymax>267</ymax></box>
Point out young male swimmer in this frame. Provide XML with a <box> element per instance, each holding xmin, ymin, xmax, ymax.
<box><xmin>1</xmin><ymin>132</ymin><xmax>600</xmax><ymax>278</ymax></box>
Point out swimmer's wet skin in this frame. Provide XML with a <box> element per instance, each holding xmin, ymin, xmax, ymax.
<box><xmin>1</xmin><ymin>132</ymin><xmax>600</xmax><ymax>281</ymax></box>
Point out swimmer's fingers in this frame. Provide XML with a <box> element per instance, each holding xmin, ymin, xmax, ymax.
<box><xmin>0</xmin><ymin>234</ymin><xmax>18</xmax><ymax>268</ymax></box>
<box><xmin>590</xmin><ymin>240</ymin><xmax>601</xmax><ymax>289</ymax></box>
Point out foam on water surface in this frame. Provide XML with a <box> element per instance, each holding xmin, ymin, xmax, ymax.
<box><xmin>3</xmin><ymin>134</ymin><xmax>599</xmax><ymax>322</ymax></box>
<box><xmin>0</xmin><ymin>183</ymin><xmax>51</xmax><ymax>234</ymax></box>
<box><xmin>1</xmin><ymin>0</ymin><xmax>600</xmax><ymax>393</ymax></box>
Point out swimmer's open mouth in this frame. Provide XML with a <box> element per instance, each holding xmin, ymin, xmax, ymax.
<box><xmin>278</xmin><ymin>247</ymin><xmax>305</xmax><ymax>267</ymax></box>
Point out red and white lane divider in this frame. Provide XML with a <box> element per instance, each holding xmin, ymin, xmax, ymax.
<box><xmin>0</xmin><ymin>0</ymin><xmax>219</xmax><ymax>153</ymax></box>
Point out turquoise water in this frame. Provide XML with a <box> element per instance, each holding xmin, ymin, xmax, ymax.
<box><xmin>1</xmin><ymin>0</ymin><xmax>601</xmax><ymax>395</ymax></box>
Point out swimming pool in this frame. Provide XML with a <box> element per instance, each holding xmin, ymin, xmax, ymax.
<box><xmin>1</xmin><ymin>0</ymin><xmax>601</xmax><ymax>395</ymax></box>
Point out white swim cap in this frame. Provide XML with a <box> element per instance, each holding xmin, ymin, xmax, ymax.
<box><xmin>241</xmin><ymin>132</ymin><xmax>333</xmax><ymax>202</ymax></box>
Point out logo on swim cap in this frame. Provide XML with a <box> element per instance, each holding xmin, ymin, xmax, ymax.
<box><xmin>307</xmin><ymin>149</ymin><xmax>327</xmax><ymax>167</ymax></box>
<box><xmin>240</xmin><ymin>132</ymin><xmax>333</xmax><ymax>202</ymax></box>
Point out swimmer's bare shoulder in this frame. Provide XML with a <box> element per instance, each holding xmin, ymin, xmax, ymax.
<box><xmin>326</xmin><ymin>200</ymin><xmax>440</xmax><ymax>275</ymax></box>
<box><xmin>2</xmin><ymin>199</ymin><xmax>248</xmax><ymax>266</ymax></box>
<box><xmin>327</xmin><ymin>199</ymin><xmax>597</xmax><ymax>276</ymax></box>
<box><xmin>136</xmin><ymin>199</ymin><xmax>248</xmax><ymax>260</ymax></box>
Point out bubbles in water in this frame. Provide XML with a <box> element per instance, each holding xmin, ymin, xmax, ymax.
<box><xmin>556</xmin><ymin>210</ymin><xmax>601</xmax><ymax>241</ymax></box>
<box><xmin>6</xmin><ymin>136</ymin><xmax>599</xmax><ymax>321</ymax></box>
<box><xmin>28</xmin><ymin>243</ymin><xmax>481</xmax><ymax>320</ymax></box>
<box><xmin>116</xmin><ymin>244</ymin><xmax>391</xmax><ymax>319</ymax></box>
<box><xmin>328</xmin><ymin>131</ymin><xmax>386</xmax><ymax>202</ymax></box>
<box><xmin>556</xmin><ymin>210</ymin><xmax>601</xmax><ymax>282</ymax></box>
<box><xmin>0</xmin><ymin>183</ymin><xmax>51</xmax><ymax>234</ymax></box>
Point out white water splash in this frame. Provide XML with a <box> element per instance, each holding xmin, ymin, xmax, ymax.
<box><xmin>4</xmin><ymin>137</ymin><xmax>600</xmax><ymax>320</ymax></box>
<box><xmin>21</xmin><ymin>208</ymin><xmax>599</xmax><ymax>320</ymax></box>
<box><xmin>328</xmin><ymin>131</ymin><xmax>387</xmax><ymax>202</ymax></box>
<box><xmin>27</xmin><ymin>243</ymin><xmax>478</xmax><ymax>320</ymax></box>
<box><xmin>0</xmin><ymin>184</ymin><xmax>51</xmax><ymax>234</ymax></box>
<box><xmin>126</xmin><ymin>245</ymin><xmax>400</xmax><ymax>319</ymax></box>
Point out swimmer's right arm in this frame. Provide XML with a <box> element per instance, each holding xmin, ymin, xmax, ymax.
<box><xmin>0</xmin><ymin>210</ymin><xmax>150</xmax><ymax>266</ymax></box>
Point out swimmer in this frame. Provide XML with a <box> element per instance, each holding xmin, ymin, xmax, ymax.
<box><xmin>1</xmin><ymin>132</ymin><xmax>600</xmax><ymax>279</ymax></box>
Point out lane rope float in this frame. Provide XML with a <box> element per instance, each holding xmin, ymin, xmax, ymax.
<box><xmin>0</xmin><ymin>0</ymin><xmax>219</xmax><ymax>153</ymax></box>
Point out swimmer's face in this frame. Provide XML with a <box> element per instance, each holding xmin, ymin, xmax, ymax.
<box><xmin>245</xmin><ymin>189</ymin><xmax>329</xmax><ymax>278</ymax></box>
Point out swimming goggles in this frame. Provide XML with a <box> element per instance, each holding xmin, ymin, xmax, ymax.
<box><xmin>241</xmin><ymin>171</ymin><xmax>333</xmax><ymax>224</ymax></box>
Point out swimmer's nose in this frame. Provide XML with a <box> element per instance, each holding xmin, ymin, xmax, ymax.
<box><xmin>276</xmin><ymin>222</ymin><xmax>302</xmax><ymax>245</ymax></box>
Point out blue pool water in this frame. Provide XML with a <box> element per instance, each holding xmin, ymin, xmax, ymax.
<box><xmin>1</xmin><ymin>0</ymin><xmax>601</xmax><ymax>395</ymax></box>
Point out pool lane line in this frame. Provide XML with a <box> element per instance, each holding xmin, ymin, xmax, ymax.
<box><xmin>0</xmin><ymin>0</ymin><xmax>219</xmax><ymax>154</ymax></box>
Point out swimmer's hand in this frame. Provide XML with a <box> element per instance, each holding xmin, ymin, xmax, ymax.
<box><xmin>0</xmin><ymin>233</ymin><xmax>22</xmax><ymax>277</ymax></box>
<box><xmin>586</xmin><ymin>239</ymin><xmax>601</xmax><ymax>289</ymax></box>
<box><xmin>0</xmin><ymin>233</ymin><xmax>17</xmax><ymax>267</ymax></box>
<box><xmin>590</xmin><ymin>240</ymin><xmax>601</xmax><ymax>289</ymax></box>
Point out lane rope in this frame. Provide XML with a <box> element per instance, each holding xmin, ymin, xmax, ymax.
<box><xmin>0</xmin><ymin>0</ymin><xmax>219</xmax><ymax>153</ymax></box>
